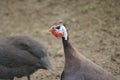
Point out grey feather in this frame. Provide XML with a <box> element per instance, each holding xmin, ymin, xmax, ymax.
<box><xmin>0</xmin><ymin>36</ymin><xmax>52</xmax><ymax>79</ymax></box>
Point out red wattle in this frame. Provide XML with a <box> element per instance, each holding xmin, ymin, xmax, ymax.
<box><xmin>57</xmin><ymin>32</ymin><xmax>63</xmax><ymax>37</ymax></box>
<box><xmin>51</xmin><ymin>29</ymin><xmax>63</xmax><ymax>38</ymax></box>
<box><xmin>51</xmin><ymin>29</ymin><xmax>58</xmax><ymax>37</ymax></box>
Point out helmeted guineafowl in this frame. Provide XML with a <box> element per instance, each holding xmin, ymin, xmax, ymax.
<box><xmin>0</xmin><ymin>36</ymin><xmax>53</xmax><ymax>80</ymax></box>
<box><xmin>49</xmin><ymin>20</ymin><xmax>117</xmax><ymax>80</ymax></box>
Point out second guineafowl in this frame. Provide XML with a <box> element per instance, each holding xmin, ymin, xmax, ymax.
<box><xmin>0</xmin><ymin>36</ymin><xmax>53</xmax><ymax>80</ymax></box>
<box><xmin>49</xmin><ymin>20</ymin><xmax>117</xmax><ymax>80</ymax></box>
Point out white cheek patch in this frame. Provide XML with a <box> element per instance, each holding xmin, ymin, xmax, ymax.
<box><xmin>61</xmin><ymin>25</ymin><xmax>68</xmax><ymax>40</ymax></box>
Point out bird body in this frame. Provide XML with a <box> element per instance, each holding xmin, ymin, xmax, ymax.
<box><xmin>61</xmin><ymin>38</ymin><xmax>117</xmax><ymax>80</ymax></box>
<box><xmin>0</xmin><ymin>36</ymin><xmax>52</xmax><ymax>80</ymax></box>
<box><xmin>49</xmin><ymin>21</ymin><xmax>117</xmax><ymax>80</ymax></box>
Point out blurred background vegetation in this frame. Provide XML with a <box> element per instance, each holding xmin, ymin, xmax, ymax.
<box><xmin>0</xmin><ymin>0</ymin><xmax>120</xmax><ymax>80</ymax></box>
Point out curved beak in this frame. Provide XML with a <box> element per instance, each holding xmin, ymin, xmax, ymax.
<box><xmin>49</xmin><ymin>27</ymin><xmax>54</xmax><ymax>32</ymax></box>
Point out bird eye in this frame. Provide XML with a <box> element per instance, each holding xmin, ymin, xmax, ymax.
<box><xmin>56</xmin><ymin>26</ymin><xmax>60</xmax><ymax>29</ymax></box>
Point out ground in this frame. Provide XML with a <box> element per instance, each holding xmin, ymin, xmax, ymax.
<box><xmin>0</xmin><ymin>0</ymin><xmax>120</xmax><ymax>80</ymax></box>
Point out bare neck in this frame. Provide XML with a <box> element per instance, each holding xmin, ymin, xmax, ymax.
<box><xmin>62</xmin><ymin>38</ymin><xmax>84</xmax><ymax>72</ymax></box>
<box><xmin>62</xmin><ymin>37</ymin><xmax>83</xmax><ymax>72</ymax></box>
<box><xmin>62</xmin><ymin>37</ymin><xmax>78</xmax><ymax>58</ymax></box>
<box><xmin>62</xmin><ymin>37</ymin><xmax>70</xmax><ymax>49</ymax></box>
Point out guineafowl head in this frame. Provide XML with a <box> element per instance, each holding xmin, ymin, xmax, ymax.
<box><xmin>49</xmin><ymin>20</ymin><xmax>68</xmax><ymax>41</ymax></box>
